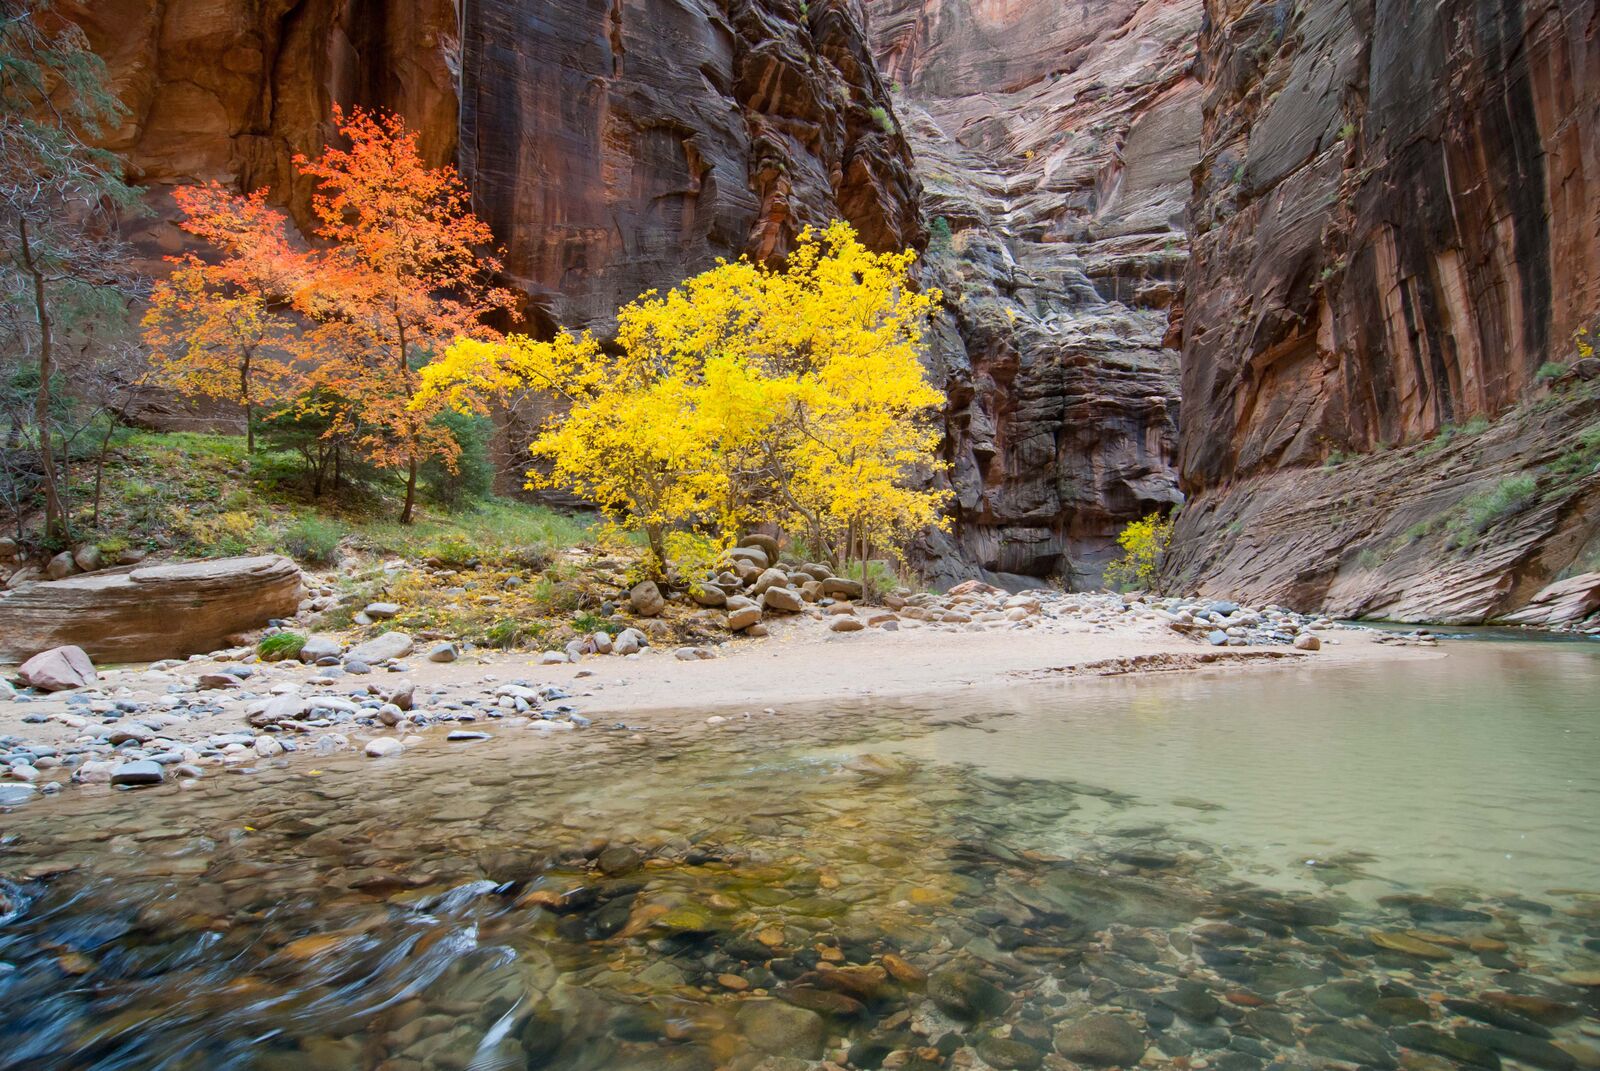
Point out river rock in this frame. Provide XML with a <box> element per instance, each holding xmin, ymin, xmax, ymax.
<box><xmin>364</xmin><ymin>738</ymin><xmax>404</xmax><ymax>758</ymax></box>
<box><xmin>737</xmin><ymin>1000</ymin><xmax>824</xmax><ymax>1059</ymax></box>
<box><xmin>739</xmin><ymin>533</ymin><xmax>781</xmax><ymax>564</ymax></box>
<box><xmin>426</xmin><ymin>642</ymin><xmax>457</xmax><ymax>662</ymax></box>
<box><xmin>46</xmin><ymin>551</ymin><xmax>77</xmax><ymax>580</ymax></box>
<box><xmin>1294</xmin><ymin>632</ymin><xmax>1322</xmax><ymax>651</ymax></box>
<box><xmin>728</xmin><ymin>606</ymin><xmax>762</xmax><ymax>631</ymax></box>
<box><xmin>828</xmin><ymin>616</ymin><xmax>865</xmax><ymax>633</ymax></box>
<box><xmin>363</xmin><ymin>601</ymin><xmax>400</xmax><ymax>619</ymax></box>
<box><xmin>73</xmin><ymin>545</ymin><xmax>104</xmax><ymax>572</ymax></box>
<box><xmin>0</xmin><ymin>555</ymin><xmax>303</xmax><ymax>662</ymax></box>
<box><xmin>821</xmin><ymin>578</ymin><xmax>863</xmax><ymax>599</ymax></box>
<box><xmin>928</xmin><ymin>967</ymin><xmax>1008</xmax><ymax>1020</ymax></box>
<box><xmin>629</xmin><ymin>580</ymin><xmax>665</xmax><ymax>616</ymax></box>
<box><xmin>977</xmin><ymin>1036</ymin><xmax>1045</xmax><ymax>1071</ymax></box>
<box><xmin>110</xmin><ymin>760</ymin><xmax>165</xmax><ymax>787</ymax></box>
<box><xmin>1306</xmin><ymin>1024</ymin><xmax>1397</xmax><ymax>1068</ymax></box>
<box><xmin>345</xmin><ymin>631</ymin><xmax>414</xmax><ymax>664</ymax></box>
<box><xmin>0</xmin><ymin>783</ymin><xmax>37</xmax><ymax>805</ymax></box>
<box><xmin>762</xmin><ymin>587</ymin><xmax>804</xmax><ymax>613</ymax></box>
<box><xmin>298</xmin><ymin>634</ymin><xmax>341</xmax><ymax>661</ymax></box>
<box><xmin>1053</xmin><ymin>1014</ymin><xmax>1147</xmax><ymax>1066</ymax></box>
<box><xmin>17</xmin><ymin>645</ymin><xmax>98</xmax><ymax>691</ymax></box>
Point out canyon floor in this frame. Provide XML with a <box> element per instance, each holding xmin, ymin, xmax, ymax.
<box><xmin>0</xmin><ymin>596</ymin><xmax>1441</xmax><ymax>803</ymax></box>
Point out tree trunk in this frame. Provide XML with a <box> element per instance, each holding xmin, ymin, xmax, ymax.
<box><xmin>399</xmin><ymin>456</ymin><xmax>418</xmax><ymax>524</ymax></box>
<box><xmin>241</xmin><ymin>351</ymin><xmax>254</xmax><ymax>453</ymax></box>
<box><xmin>17</xmin><ymin>217</ymin><xmax>69</xmax><ymax>541</ymax></box>
<box><xmin>395</xmin><ymin>317</ymin><xmax>418</xmax><ymax>524</ymax></box>
<box><xmin>645</xmin><ymin>523</ymin><xmax>667</xmax><ymax>578</ymax></box>
<box><xmin>91</xmin><ymin>416</ymin><xmax>117</xmax><ymax>527</ymax></box>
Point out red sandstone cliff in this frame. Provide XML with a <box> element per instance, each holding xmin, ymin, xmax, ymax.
<box><xmin>865</xmin><ymin>0</ymin><xmax>1199</xmax><ymax>585</ymax></box>
<box><xmin>1162</xmin><ymin>0</ymin><xmax>1600</xmax><ymax>621</ymax></box>
<box><xmin>71</xmin><ymin>0</ymin><xmax>920</xmax><ymax>331</ymax></box>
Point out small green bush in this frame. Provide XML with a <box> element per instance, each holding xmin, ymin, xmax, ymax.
<box><xmin>572</xmin><ymin>610</ymin><xmax>608</xmax><ymax>635</ymax></box>
<box><xmin>258</xmin><ymin>632</ymin><xmax>307</xmax><ymax>661</ymax></box>
<box><xmin>280</xmin><ymin>516</ymin><xmax>346</xmax><ymax>565</ymax></box>
<box><xmin>868</xmin><ymin>106</ymin><xmax>895</xmax><ymax>136</ymax></box>
<box><xmin>1536</xmin><ymin>361</ymin><xmax>1568</xmax><ymax>382</ymax></box>
<box><xmin>1446</xmin><ymin>475</ymin><xmax>1538</xmax><ymax>549</ymax></box>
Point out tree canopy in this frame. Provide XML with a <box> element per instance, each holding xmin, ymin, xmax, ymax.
<box><xmin>418</xmin><ymin>220</ymin><xmax>950</xmax><ymax>572</ymax></box>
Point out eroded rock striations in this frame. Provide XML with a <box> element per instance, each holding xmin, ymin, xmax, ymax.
<box><xmin>0</xmin><ymin>555</ymin><xmax>304</xmax><ymax>662</ymax></box>
<box><xmin>74</xmin><ymin>0</ymin><xmax>919</xmax><ymax>329</ymax></box>
<box><xmin>1165</xmin><ymin>0</ymin><xmax>1600</xmax><ymax>621</ymax></box>
<box><xmin>866</xmin><ymin>0</ymin><xmax>1199</xmax><ymax>585</ymax></box>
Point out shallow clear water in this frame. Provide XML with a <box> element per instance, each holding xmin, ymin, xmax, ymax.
<box><xmin>1</xmin><ymin>643</ymin><xmax>1597</xmax><ymax>1071</ymax></box>
<box><xmin>860</xmin><ymin>643</ymin><xmax>1600</xmax><ymax>895</ymax></box>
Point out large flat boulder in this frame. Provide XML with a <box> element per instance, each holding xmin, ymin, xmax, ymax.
<box><xmin>1500</xmin><ymin>573</ymin><xmax>1600</xmax><ymax>627</ymax></box>
<box><xmin>0</xmin><ymin>555</ymin><xmax>303</xmax><ymax>663</ymax></box>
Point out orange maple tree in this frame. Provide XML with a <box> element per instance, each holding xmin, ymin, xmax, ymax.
<box><xmin>143</xmin><ymin>185</ymin><xmax>309</xmax><ymax>451</ymax></box>
<box><xmin>143</xmin><ymin>107</ymin><xmax>512</xmax><ymax>520</ymax></box>
<box><xmin>295</xmin><ymin>105</ymin><xmax>514</xmax><ymax>522</ymax></box>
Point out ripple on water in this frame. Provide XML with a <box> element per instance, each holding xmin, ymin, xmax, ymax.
<box><xmin>0</xmin><ymin>643</ymin><xmax>1596</xmax><ymax>1070</ymax></box>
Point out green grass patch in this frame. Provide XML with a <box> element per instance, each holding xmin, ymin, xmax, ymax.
<box><xmin>257</xmin><ymin>632</ymin><xmax>306</xmax><ymax>661</ymax></box>
<box><xmin>1445</xmin><ymin>475</ymin><xmax>1539</xmax><ymax>549</ymax></box>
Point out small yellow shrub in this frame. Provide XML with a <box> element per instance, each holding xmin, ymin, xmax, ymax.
<box><xmin>1102</xmin><ymin>513</ymin><xmax>1174</xmax><ymax>592</ymax></box>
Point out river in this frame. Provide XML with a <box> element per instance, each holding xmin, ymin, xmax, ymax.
<box><xmin>1</xmin><ymin>641</ymin><xmax>1596</xmax><ymax>1070</ymax></box>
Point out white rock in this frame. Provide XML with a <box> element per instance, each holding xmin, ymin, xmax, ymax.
<box><xmin>364</xmin><ymin>737</ymin><xmax>404</xmax><ymax>758</ymax></box>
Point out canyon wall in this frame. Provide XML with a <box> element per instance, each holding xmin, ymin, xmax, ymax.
<box><xmin>1163</xmin><ymin>0</ymin><xmax>1600</xmax><ymax>621</ymax></box>
<box><xmin>865</xmin><ymin>0</ymin><xmax>1199</xmax><ymax>586</ymax></box>
<box><xmin>71</xmin><ymin>0</ymin><xmax>920</xmax><ymax>329</ymax></box>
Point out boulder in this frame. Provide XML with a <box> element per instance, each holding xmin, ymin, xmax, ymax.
<box><xmin>46</xmin><ymin>551</ymin><xmax>77</xmax><ymax>580</ymax></box>
<box><xmin>728</xmin><ymin>606</ymin><xmax>762</xmax><ymax>631</ymax></box>
<box><xmin>738</xmin><ymin>533</ymin><xmax>781</xmax><ymax>565</ymax></box>
<box><xmin>0</xmin><ymin>555</ymin><xmax>303</xmax><ymax>663</ymax></box>
<box><xmin>690</xmin><ymin>584</ymin><xmax>727</xmax><ymax>608</ymax></box>
<box><xmin>821</xmin><ymin>577</ymin><xmax>864</xmax><ymax>599</ymax></box>
<box><xmin>73</xmin><ymin>545</ymin><xmax>104</xmax><ymax>572</ymax></box>
<box><xmin>363</xmin><ymin>601</ymin><xmax>401</xmax><ymax>619</ymax></box>
<box><xmin>762</xmin><ymin>587</ymin><xmax>804</xmax><ymax>613</ymax></box>
<box><xmin>726</xmin><ymin>546</ymin><xmax>769</xmax><ymax>569</ymax></box>
<box><xmin>629</xmin><ymin>580</ymin><xmax>666</xmax><ymax>616</ymax></box>
<box><xmin>345</xmin><ymin>631</ymin><xmax>414</xmax><ymax>664</ymax></box>
<box><xmin>828</xmin><ymin>616</ymin><xmax>865</xmax><ymax>633</ymax></box>
<box><xmin>298</xmin><ymin>634</ymin><xmax>343</xmax><ymax>662</ymax></box>
<box><xmin>110</xmin><ymin>759</ymin><xmax>165</xmax><ymax>787</ymax></box>
<box><xmin>426</xmin><ymin>642</ymin><xmax>458</xmax><ymax>662</ymax></box>
<box><xmin>751</xmin><ymin>567</ymin><xmax>788</xmax><ymax>595</ymax></box>
<box><xmin>17</xmin><ymin>645</ymin><xmax>97</xmax><ymax>691</ymax></box>
<box><xmin>1501</xmin><ymin>572</ymin><xmax>1600</xmax><ymax>626</ymax></box>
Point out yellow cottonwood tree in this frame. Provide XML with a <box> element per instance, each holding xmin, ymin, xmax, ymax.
<box><xmin>418</xmin><ymin>221</ymin><xmax>950</xmax><ymax>572</ymax></box>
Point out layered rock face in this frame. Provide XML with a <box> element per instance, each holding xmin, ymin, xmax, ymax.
<box><xmin>866</xmin><ymin>0</ymin><xmax>1198</xmax><ymax>586</ymax></box>
<box><xmin>1165</xmin><ymin>0</ymin><xmax>1600</xmax><ymax>620</ymax></box>
<box><xmin>74</xmin><ymin>0</ymin><xmax>919</xmax><ymax>330</ymax></box>
<box><xmin>0</xmin><ymin>556</ymin><xmax>304</xmax><ymax>662</ymax></box>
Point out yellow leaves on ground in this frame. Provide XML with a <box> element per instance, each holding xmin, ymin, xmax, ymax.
<box><xmin>417</xmin><ymin>220</ymin><xmax>950</xmax><ymax>568</ymax></box>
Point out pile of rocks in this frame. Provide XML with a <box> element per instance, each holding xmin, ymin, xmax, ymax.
<box><xmin>0</xmin><ymin>535</ymin><xmax>147</xmax><ymax>587</ymax></box>
<box><xmin>1140</xmin><ymin>596</ymin><xmax>1337</xmax><ymax>650</ymax></box>
<box><xmin>0</xmin><ymin>635</ymin><xmax>598</xmax><ymax>800</ymax></box>
<box><xmin>625</xmin><ymin>534</ymin><xmax>871</xmax><ymax>638</ymax></box>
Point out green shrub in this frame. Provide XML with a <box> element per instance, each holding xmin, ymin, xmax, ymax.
<box><xmin>928</xmin><ymin>215</ymin><xmax>953</xmax><ymax>254</ymax></box>
<box><xmin>258</xmin><ymin>632</ymin><xmax>307</xmax><ymax>661</ymax></box>
<box><xmin>841</xmin><ymin>558</ymin><xmax>899</xmax><ymax>602</ymax></box>
<box><xmin>280</xmin><ymin>515</ymin><xmax>346</xmax><ymax>565</ymax></box>
<box><xmin>1536</xmin><ymin>361</ymin><xmax>1568</xmax><ymax>382</ymax></box>
<box><xmin>1446</xmin><ymin>475</ymin><xmax>1538</xmax><ymax>549</ymax></box>
<box><xmin>1103</xmin><ymin>513</ymin><xmax>1174</xmax><ymax>591</ymax></box>
<box><xmin>868</xmin><ymin>106</ymin><xmax>895</xmax><ymax>135</ymax></box>
<box><xmin>420</xmin><ymin>410</ymin><xmax>495</xmax><ymax>511</ymax></box>
<box><xmin>572</xmin><ymin>610</ymin><xmax>608</xmax><ymax>635</ymax></box>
